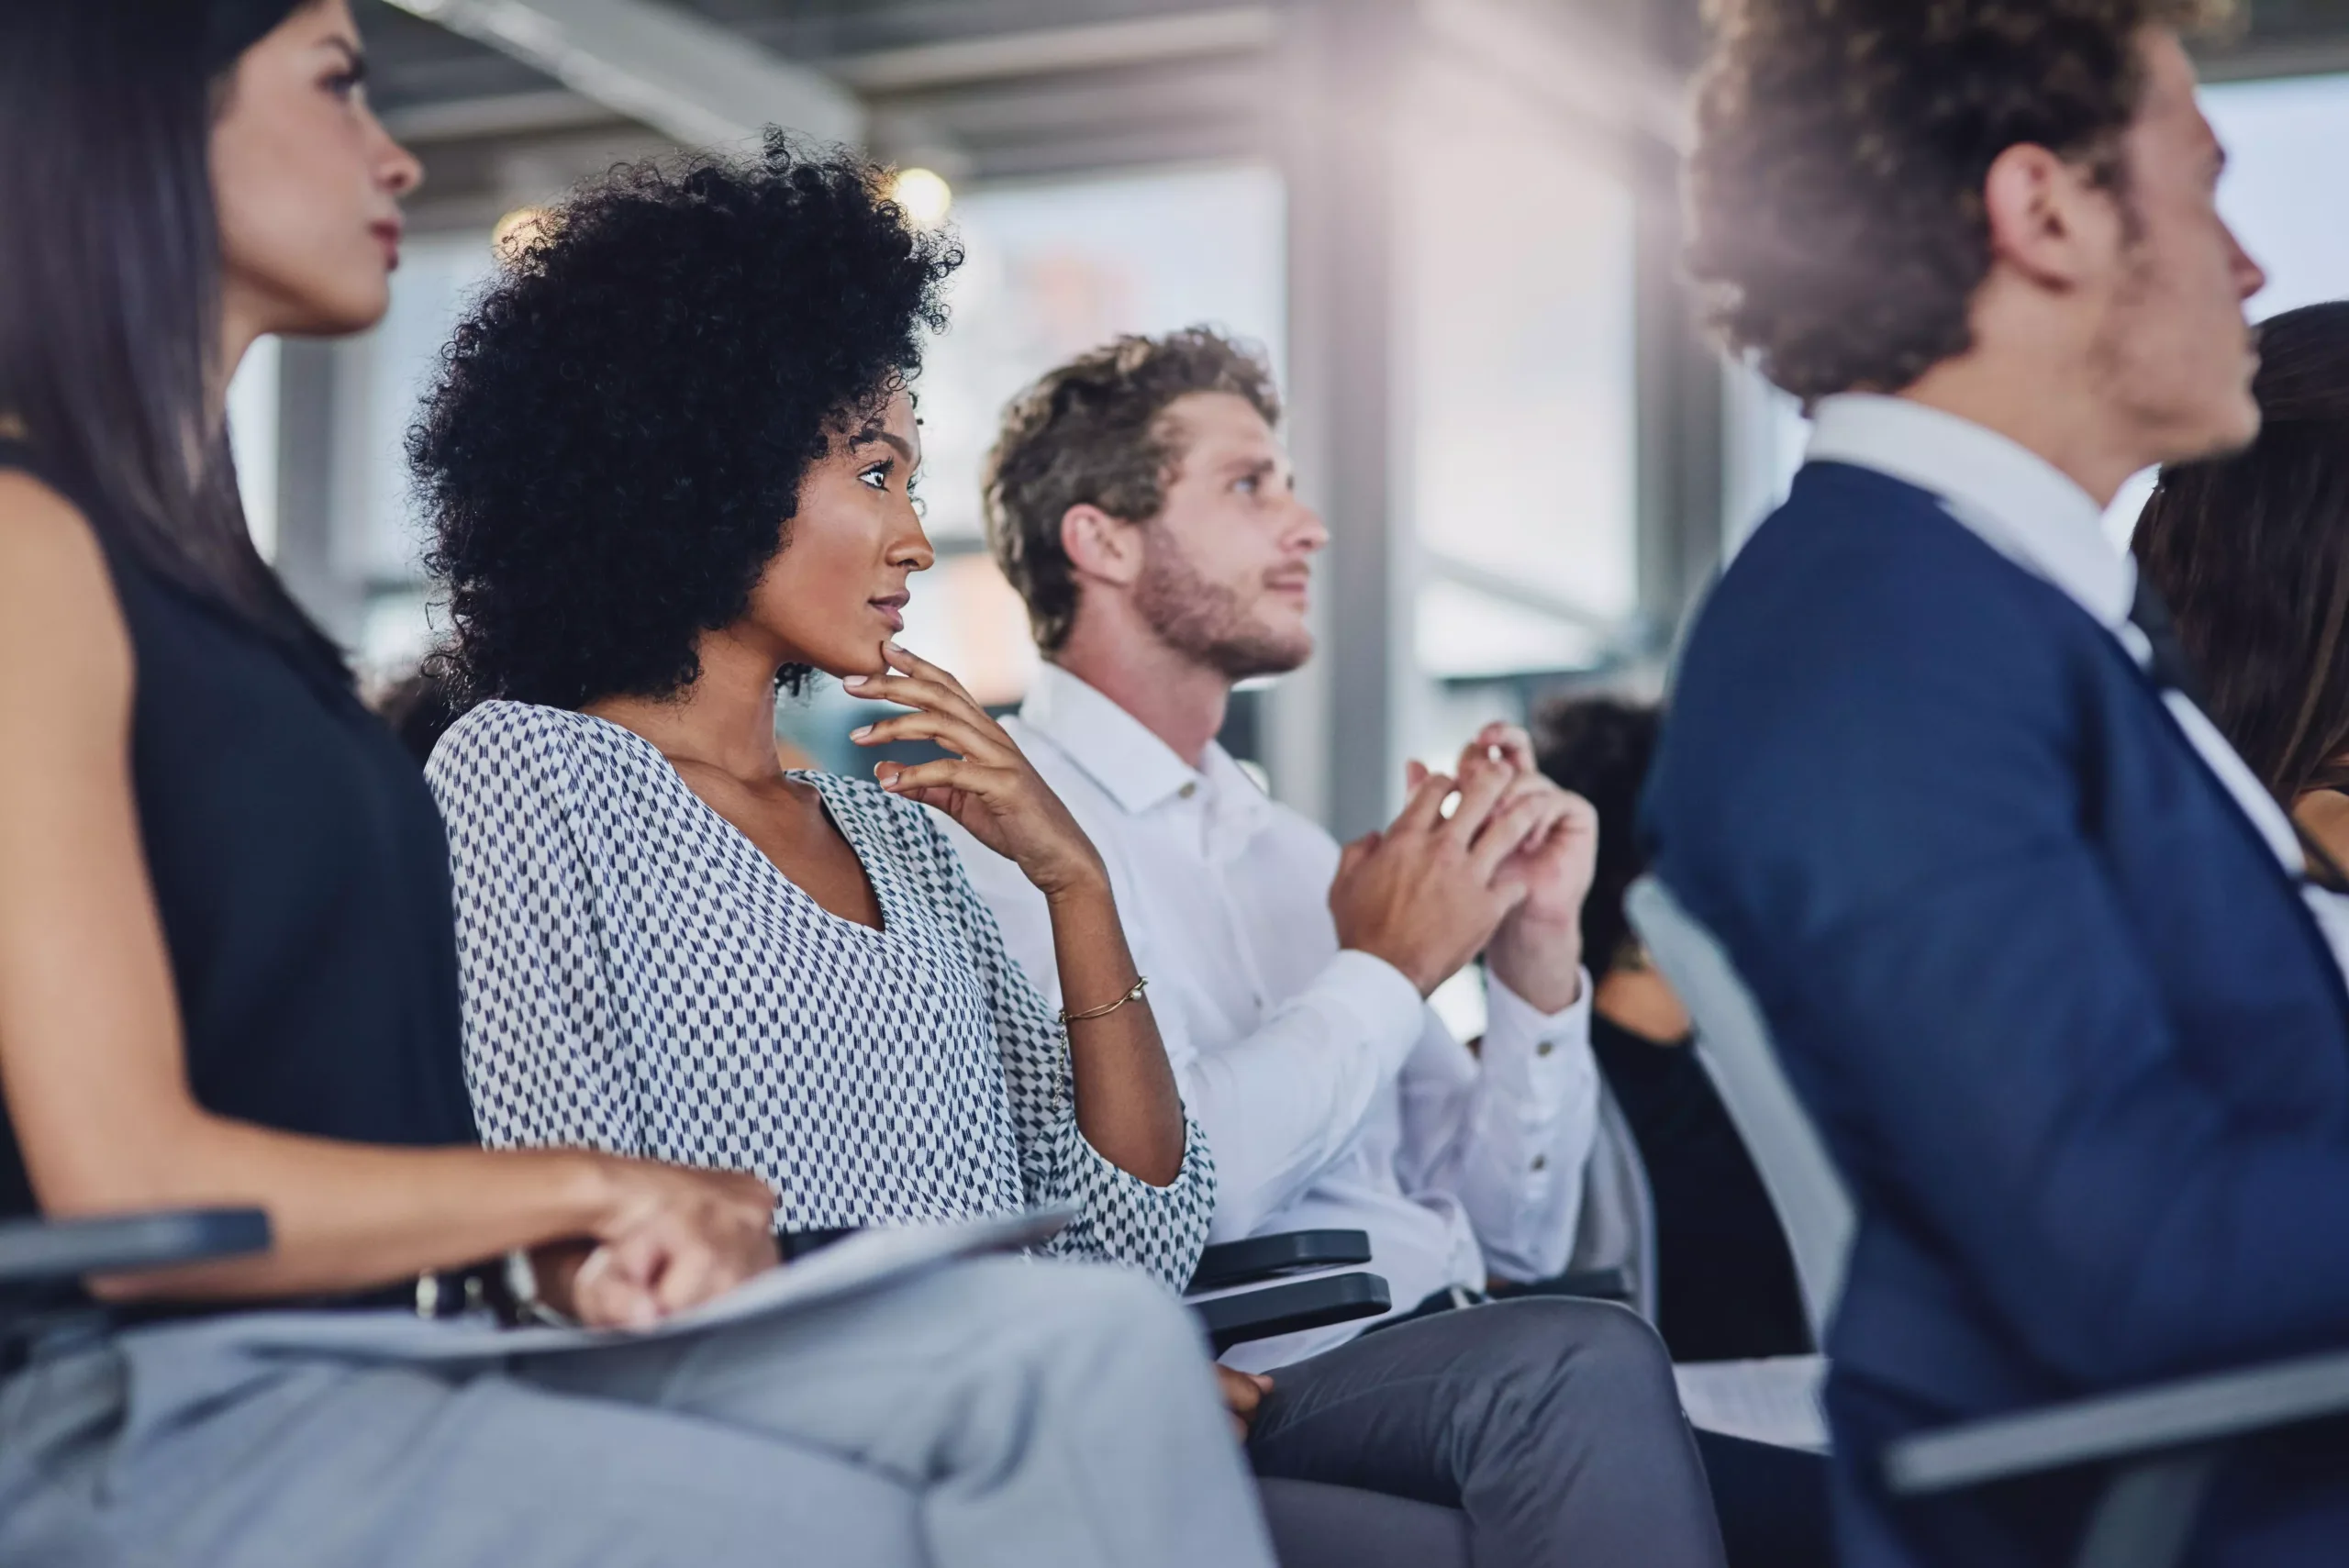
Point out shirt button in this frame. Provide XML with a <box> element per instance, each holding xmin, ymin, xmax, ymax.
<box><xmin>1536</xmin><ymin>1040</ymin><xmax>1555</xmax><ymax>1057</ymax></box>
<box><xmin>1179</xmin><ymin>781</ymin><xmax>1198</xmax><ymax>799</ymax></box>
<box><xmin>1531</xmin><ymin>1154</ymin><xmax>1548</xmax><ymax>1172</ymax></box>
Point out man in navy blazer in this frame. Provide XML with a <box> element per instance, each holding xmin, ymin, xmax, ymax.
<box><xmin>1650</xmin><ymin>1</ymin><xmax>2349</xmax><ymax>1562</ymax></box>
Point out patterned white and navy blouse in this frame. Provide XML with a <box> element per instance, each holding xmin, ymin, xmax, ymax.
<box><xmin>426</xmin><ymin>700</ymin><xmax>1215</xmax><ymax>1288</ymax></box>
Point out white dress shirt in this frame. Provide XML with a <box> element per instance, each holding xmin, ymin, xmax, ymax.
<box><xmin>1808</xmin><ymin>394</ymin><xmax>2349</xmax><ymax>983</ymax></box>
<box><xmin>941</xmin><ymin>664</ymin><xmax>1601</xmax><ymax>1369</ymax></box>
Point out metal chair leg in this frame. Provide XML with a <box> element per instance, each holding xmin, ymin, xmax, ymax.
<box><xmin>2075</xmin><ymin>1448</ymin><xmax>2218</xmax><ymax>1568</ymax></box>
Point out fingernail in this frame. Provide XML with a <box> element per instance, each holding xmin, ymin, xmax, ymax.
<box><xmin>842</xmin><ymin>674</ymin><xmax>869</xmax><ymax>689</ymax></box>
<box><xmin>850</xmin><ymin>725</ymin><xmax>873</xmax><ymax>740</ymax></box>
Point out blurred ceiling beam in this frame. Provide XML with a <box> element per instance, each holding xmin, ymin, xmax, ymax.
<box><xmin>1419</xmin><ymin>0</ymin><xmax>1688</xmax><ymax>151</ymax></box>
<box><xmin>2199</xmin><ymin>34</ymin><xmax>2349</xmax><ymax>80</ymax></box>
<box><xmin>381</xmin><ymin>85</ymin><xmax>616</xmax><ymax>143</ymax></box>
<box><xmin>834</xmin><ymin>7</ymin><xmax>1276</xmax><ymax>93</ymax></box>
<box><xmin>380</xmin><ymin>0</ymin><xmax>865</xmax><ymax>150</ymax></box>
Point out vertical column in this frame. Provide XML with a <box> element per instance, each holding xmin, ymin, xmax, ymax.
<box><xmin>1632</xmin><ymin>137</ymin><xmax>1727</xmax><ymax>646</ymax></box>
<box><xmin>1274</xmin><ymin>0</ymin><xmax>1411</xmax><ymax>840</ymax></box>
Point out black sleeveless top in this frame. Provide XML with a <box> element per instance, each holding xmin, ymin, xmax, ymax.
<box><xmin>0</xmin><ymin>441</ymin><xmax>478</xmax><ymax>1246</ymax></box>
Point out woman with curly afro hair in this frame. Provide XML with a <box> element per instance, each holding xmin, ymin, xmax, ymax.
<box><xmin>416</xmin><ymin>139</ymin><xmax>1230</xmax><ymax>1332</ymax></box>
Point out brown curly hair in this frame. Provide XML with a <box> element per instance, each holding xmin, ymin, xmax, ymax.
<box><xmin>984</xmin><ymin>327</ymin><xmax>1281</xmax><ymax>654</ymax></box>
<box><xmin>1687</xmin><ymin>0</ymin><xmax>2237</xmax><ymax>404</ymax></box>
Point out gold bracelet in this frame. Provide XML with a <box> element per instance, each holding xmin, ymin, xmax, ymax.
<box><xmin>1061</xmin><ymin>974</ymin><xmax>1149</xmax><ymax>1026</ymax></box>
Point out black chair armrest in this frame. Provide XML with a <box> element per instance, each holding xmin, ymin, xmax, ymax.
<box><xmin>1186</xmin><ymin>1230</ymin><xmax>1373</xmax><ymax>1295</ymax></box>
<box><xmin>1191</xmin><ymin>1273</ymin><xmax>1392</xmax><ymax>1355</ymax></box>
<box><xmin>1885</xmin><ymin>1346</ymin><xmax>2349</xmax><ymax>1497</ymax></box>
<box><xmin>0</xmin><ymin>1208</ymin><xmax>272</xmax><ymax>1287</ymax></box>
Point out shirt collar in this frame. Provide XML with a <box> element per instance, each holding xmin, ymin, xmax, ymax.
<box><xmin>1807</xmin><ymin>392</ymin><xmax>2135</xmax><ymax>630</ymax></box>
<box><xmin>1019</xmin><ymin>662</ymin><xmax>1206</xmax><ymax>816</ymax></box>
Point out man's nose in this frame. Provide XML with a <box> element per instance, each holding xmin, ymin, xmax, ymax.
<box><xmin>1291</xmin><ymin>501</ymin><xmax>1330</xmax><ymax>554</ymax></box>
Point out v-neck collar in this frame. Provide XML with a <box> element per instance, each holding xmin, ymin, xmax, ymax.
<box><xmin>576</xmin><ymin>709</ymin><xmax>891</xmax><ymax>941</ymax></box>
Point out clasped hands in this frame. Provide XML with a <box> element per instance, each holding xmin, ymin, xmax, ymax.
<box><xmin>1330</xmin><ymin>723</ymin><xmax>1597</xmax><ymax>1014</ymax></box>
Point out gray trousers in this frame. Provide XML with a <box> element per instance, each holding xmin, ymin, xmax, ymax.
<box><xmin>0</xmin><ymin>1256</ymin><xmax>1275</xmax><ymax>1568</ymax></box>
<box><xmin>1248</xmin><ymin>1296</ymin><xmax>1730</xmax><ymax>1568</ymax></box>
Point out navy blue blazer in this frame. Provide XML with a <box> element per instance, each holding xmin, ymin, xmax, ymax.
<box><xmin>1645</xmin><ymin>462</ymin><xmax>2349</xmax><ymax>1564</ymax></box>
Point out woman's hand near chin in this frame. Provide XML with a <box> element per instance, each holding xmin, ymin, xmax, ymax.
<box><xmin>846</xmin><ymin>642</ymin><xmax>1107</xmax><ymax>901</ymax></box>
<box><xmin>849</xmin><ymin>641</ymin><xmax>1186</xmax><ymax>1188</ymax></box>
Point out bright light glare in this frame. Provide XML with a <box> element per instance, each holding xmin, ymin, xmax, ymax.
<box><xmin>891</xmin><ymin>168</ymin><xmax>954</xmax><ymax>229</ymax></box>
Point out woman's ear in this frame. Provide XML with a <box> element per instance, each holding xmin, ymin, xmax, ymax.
<box><xmin>1061</xmin><ymin>502</ymin><xmax>1144</xmax><ymax>588</ymax></box>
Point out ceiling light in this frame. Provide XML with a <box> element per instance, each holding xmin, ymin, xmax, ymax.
<box><xmin>890</xmin><ymin>168</ymin><xmax>953</xmax><ymax>229</ymax></box>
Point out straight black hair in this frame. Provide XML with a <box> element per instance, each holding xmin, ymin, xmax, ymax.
<box><xmin>2136</xmin><ymin>301</ymin><xmax>2349</xmax><ymax>804</ymax></box>
<box><xmin>0</xmin><ymin>0</ymin><xmax>339</xmax><ymax>669</ymax></box>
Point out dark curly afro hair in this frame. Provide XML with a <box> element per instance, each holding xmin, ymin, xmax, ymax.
<box><xmin>413</xmin><ymin>136</ymin><xmax>962</xmax><ymax>709</ymax></box>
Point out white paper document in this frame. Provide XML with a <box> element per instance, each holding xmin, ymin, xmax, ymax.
<box><xmin>1673</xmin><ymin>1354</ymin><xmax>1831</xmax><ymax>1452</ymax></box>
<box><xmin>217</xmin><ymin>1207</ymin><xmax>1075</xmax><ymax>1364</ymax></box>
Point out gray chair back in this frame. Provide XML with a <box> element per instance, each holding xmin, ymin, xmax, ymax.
<box><xmin>1563</xmin><ymin>1085</ymin><xmax>1660</xmax><ymax>1325</ymax></box>
<box><xmin>1625</xmin><ymin>875</ymin><xmax>1854</xmax><ymax>1340</ymax></box>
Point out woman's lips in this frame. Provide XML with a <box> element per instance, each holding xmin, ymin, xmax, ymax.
<box><xmin>870</xmin><ymin>598</ymin><xmax>907</xmax><ymax>632</ymax></box>
<box><xmin>371</xmin><ymin>221</ymin><xmax>403</xmax><ymax>271</ymax></box>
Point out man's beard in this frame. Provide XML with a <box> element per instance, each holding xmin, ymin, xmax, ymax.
<box><xmin>1132</xmin><ymin>528</ymin><xmax>1312</xmax><ymax>683</ymax></box>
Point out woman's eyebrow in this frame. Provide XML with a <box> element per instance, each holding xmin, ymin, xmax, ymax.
<box><xmin>858</xmin><ymin>428</ymin><xmax>918</xmax><ymax>462</ymax></box>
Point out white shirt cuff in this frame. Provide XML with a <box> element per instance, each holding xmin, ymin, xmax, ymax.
<box><xmin>1323</xmin><ymin>949</ymin><xmax>1434</xmax><ymax>1074</ymax></box>
<box><xmin>1479</xmin><ymin>968</ymin><xmax>1596</xmax><ymax>1116</ymax></box>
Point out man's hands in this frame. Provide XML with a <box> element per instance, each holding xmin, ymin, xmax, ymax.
<box><xmin>848</xmin><ymin>642</ymin><xmax>1110</xmax><ymax>903</ymax></box>
<box><xmin>1330</xmin><ymin>724</ymin><xmax>1594</xmax><ymax>1009</ymax></box>
<box><xmin>539</xmin><ymin>1158</ymin><xmax>781</xmax><ymax>1329</ymax></box>
<box><xmin>1458</xmin><ymin>724</ymin><xmax>1595</xmax><ymax>1015</ymax></box>
<box><xmin>1218</xmin><ymin>1364</ymin><xmax>1275</xmax><ymax>1440</ymax></box>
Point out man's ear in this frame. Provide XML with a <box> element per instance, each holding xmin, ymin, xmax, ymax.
<box><xmin>1061</xmin><ymin>502</ymin><xmax>1145</xmax><ymax>588</ymax></box>
<box><xmin>1982</xmin><ymin>140</ymin><xmax>2119</xmax><ymax>292</ymax></box>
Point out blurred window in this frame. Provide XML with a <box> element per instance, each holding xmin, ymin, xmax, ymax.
<box><xmin>346</xmin><ymin>235</ymin><xmax>496</xmax><ymax>673</ymax></box>
<box><xmin>2205</xmin><ymin>73</ymin><xmax>2349</xmax><ymax>317</ymax></box>
<box><xmin>1403</xmin><ymin>61</ymin><xmax>1639</xmax><ymax>681</ymax></box>
<box><xmin>2101</xmin><ymin>74</ymin><xmax>2349</xmax><ymax>546</ymax></box>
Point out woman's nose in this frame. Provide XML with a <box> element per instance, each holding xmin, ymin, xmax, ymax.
<box><xmin>895</xmin><ymin>517</ymin><xmax>936</xmax><ymax>572</ymax></box>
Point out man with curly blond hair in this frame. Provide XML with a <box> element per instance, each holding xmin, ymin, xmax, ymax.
<box><xmin>1650</xmin><ymin>1</ymin><xmax>2349</xmax><ymax>1562</ymax></box>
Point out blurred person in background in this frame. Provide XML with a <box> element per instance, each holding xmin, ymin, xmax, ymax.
<box><xmin>1653</xmin><ymin>0</ymin><xmax>2349</xmax><ymax>1562</ymax></box>
<box><xmin>949</xmin><ymin>328</ymin><xmax>1741</xmax><ymax>1566</ymax></box>
<box><xmin>2134</xmin><ymin>300</ymin><xmax>2349</xmax><ymax>873</ymax></box>
<box><xmin>0</xmin><ymin>6</ymin><xmax>1278</xmax><ymax>1566</ymax></box>
<box><xmin>1532</xmin><ymin>696</ymin><xmax>1810</xmax><ymax>1367</ymax></box>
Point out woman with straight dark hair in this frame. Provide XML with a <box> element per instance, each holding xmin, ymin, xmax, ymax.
<box><xmin>0</xmin><ymin>6</ymin><xmax>1275</xmax><ymax>1565</ymax></box>
<box><xmin>2135</xmin><ymin>301</ymin><xmax>2349</xmax><ymax>870</ymax></box>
